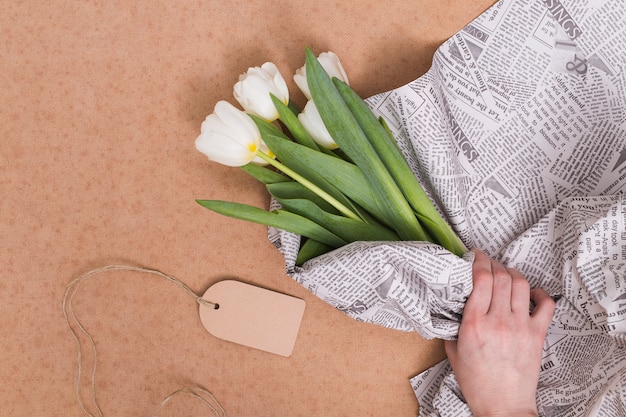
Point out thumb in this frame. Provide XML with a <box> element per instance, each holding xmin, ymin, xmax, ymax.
<box><xmin>444</xmin><ymin>339</ymin><xmax>458</xmax><ymax>361</ymax></box>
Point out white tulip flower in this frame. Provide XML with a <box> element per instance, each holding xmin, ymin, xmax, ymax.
<box><xmin>294</xmin><ymin>51</ymin><xmax>349</xmax><ymax>100</ymax></box>
<box><xmin>298</xmin><ymin>100</ymin><xmax>338</xmax><ymax>149</ymax></box>
<box><xmin>233</xmin><ymin>62</ymin><xmax>289</xmax><ymax>122</ymax></box>
<box><xmin>195</xmin><ymin>100</ymin><xmax>268</xmax><ymax>167</ymax></box>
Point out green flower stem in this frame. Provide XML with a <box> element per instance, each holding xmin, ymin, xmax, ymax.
<box><xmin>255</xmin><ymin>150</ymin><xmax>362</xmax><ymax>222</ymax></box>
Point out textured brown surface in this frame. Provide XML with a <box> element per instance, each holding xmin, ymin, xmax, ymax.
<box><xmin>1</xmin><ymin>1</ymin><xmax>494</xmax><ymax>416</ymax></box>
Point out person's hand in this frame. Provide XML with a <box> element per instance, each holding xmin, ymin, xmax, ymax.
<box><xmin>445</xmin><ymin>249</ymin><xmax>555</xmax><ymax>417</ymax></box>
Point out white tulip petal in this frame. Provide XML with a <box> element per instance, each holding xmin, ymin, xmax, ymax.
<box><xmin>298</xmin><ymin>100</ymin><xmax>338</xmax><ymax>149</ymax></box>
<box><xmin>260</xmin><ymin>62</ymin><xmax>281</xmax><ymax>80</ymax></box>
<box><xmin>293</xmin><ymin>51</ymin><xmax>348</xmax><ymax>101</ymax></box>
<box><xmin>293</xmin><ymin>67</ymin><xmax>311</xmax><ymax>100</ymax></box>
<box><xmin>233</xmin><ymin>62</ymin><xmax>289</xmax><ymax>122</ymax></box>
<box><xmin>213</xmin><ymin>101</ymin><xmax>260</xmax><ymax>145</ymax></box>
<box><xmin>195</xmin><ymin>100</ymin><xmax>264</xmax><ymax>167</ymax></box>
<box><xmin>317</xmin><ymin>51</ymin><xmax>349</xmax><ymax>85</ymax></box>
<box><xmin>236</xmin><ymin>77</ymin><xmax>280</xmax><ymax>119</ymax></box>
<box><xmin>196</xmin><ymin>131</ymin><xmax>256</xmax><ymax>167</ymax></box>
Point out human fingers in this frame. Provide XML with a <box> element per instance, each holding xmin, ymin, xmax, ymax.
<box><xmin>508</xmin><ymin>267</ymin><xmax>531</xmax><ymax>314</ymax></box>
<box><xmin>530</xmin><ymin>288</ymin><xmax>556</xmax><ymax>331</ymax></box>
<box><xmin>489</xmin><ymin>257</ymin><xmax>513</xmax><ymax>313</ymax></box>
<box><xmin>464</xmin><ymin>249</ymin><xmax>494</xmax><ymax>317</ymax></box>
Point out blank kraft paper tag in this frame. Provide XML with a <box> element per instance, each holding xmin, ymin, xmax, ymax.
<box><xmin>198</xmin><ymin>280</ymin><xmax>305</xmax><ymax>357</ymax></box>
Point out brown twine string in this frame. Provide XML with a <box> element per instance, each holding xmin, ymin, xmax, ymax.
<box><xmin>150</xmin><ymin>387</ymin><xmax>227</xmax><ymax>417</ymax></box>
<box><xmin>62</xmin><ymin>264</ymin><xmax>226</xmax><ymax>417</ymax></box>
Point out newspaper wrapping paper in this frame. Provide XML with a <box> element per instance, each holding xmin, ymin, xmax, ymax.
<box><xmin>269</xmin><ymin>0</ymin><xmax>626</xmax><ymax>415</ymax></box>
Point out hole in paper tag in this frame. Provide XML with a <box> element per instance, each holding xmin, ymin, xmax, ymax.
<box><xmin>198</xmin><ymin>280</ymin><xmax>305</xmax><ymax>357</ymax></box>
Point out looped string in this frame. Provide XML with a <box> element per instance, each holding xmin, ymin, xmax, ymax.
<box><xmin>151</xmin><ymin>386</ymin><xmax>227</xmax><ymax>417</ymax></box>
<box><xmin>62</xmin><ymin>264</ymin><xmax>226</xmax><ymax>417</ymax></box>
<box><xmin>198</xmin><ymin>297</ymin><xmax>220</xmax><ymax>309</ymax></box>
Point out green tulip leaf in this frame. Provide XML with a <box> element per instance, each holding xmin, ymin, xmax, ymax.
<box><xmin>253</xmin><ymin>121</ymin><xmax>368</xmax><ymax>223</ymax></box>
<box><xmin>415</xmin><ymin>212</ymin><xmax>466</xmax><ymax>257</ymax></box>
<box><xmin>274</xmin><ymin>197</ymin><xmax>399</xmax><ymax>243</ymax></box>
<box><xmin>287</xmin><ymin>100</ymin><xmax>301</xmax><ymax>115</ymax></box>
<box><xmin>196</xmin><ymin>199</ymin><xmax>346</xmax><ymax>248</ymax></box>
<box><xmin>271</xmin><ymin>94</ymin><xmax>328</xmax><ymax>154</ymax></box>
<box><xmin>249</xmin><ymin>113</ymin><xmax>291</xmax><ymax>141</ymax></box>
<box><xmin>267</xmin><ymin>182</ymin><xmax>339</xmax><ymax>214</ymax></box>
<box><xmin>262</xmin><ymin>133</ymin><xmax>388</xmax><ymax>224</ymax></box>
<box><xmin>305</xmin><ymin>48</ymin><xmax>428</xmax><ymax>242</ymax></box>
<box><xmin>296</xmin><ymin>238</ymin><xmax>333</xmax><ymax>266</ymax></box>
<box><xmin>333</xmin><ymin>78</ymin><xmax>465</xmax><ymax>255</ymax></box>
<box><xmin>241</xmin><ymin>163</ymin><xmax>291</xmax><ymax>184</ymax></box>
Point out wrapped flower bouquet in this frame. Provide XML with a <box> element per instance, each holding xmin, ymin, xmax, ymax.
<box><xmin>195</xmin><ymin>48</ymin><xmax>466</xmax><ymax>266</ymax></box>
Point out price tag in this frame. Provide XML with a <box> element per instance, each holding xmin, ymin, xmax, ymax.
<box><xmin>198</xmin><ymin>280</ymin><xmax>305</xmax><ymax>357</ymax></box>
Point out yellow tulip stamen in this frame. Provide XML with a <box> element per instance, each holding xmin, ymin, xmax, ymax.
<box><xmin>255</xmin><ymin>150</ymin><xmax>362</xmax><ymax>222</ymax></box>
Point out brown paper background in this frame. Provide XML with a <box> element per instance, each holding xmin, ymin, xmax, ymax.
<box><xmin>1</xmin><ymin>1</ymin><xmax>494</xmax><ymax>415</ymax></box>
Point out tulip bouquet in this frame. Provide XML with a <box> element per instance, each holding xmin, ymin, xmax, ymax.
<box><xmin>195</xmin><ymin>48</ymin><xmax>466</xmax><ymax>265</ymax></box>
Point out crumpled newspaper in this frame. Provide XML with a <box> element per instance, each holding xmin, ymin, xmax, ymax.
<box><xmin>269</xmin><ymin>0</ymin><xmax>626</xmax><ymax>415</ymax></box>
